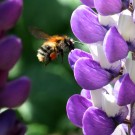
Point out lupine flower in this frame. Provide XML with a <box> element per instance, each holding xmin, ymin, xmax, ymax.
<box><xmin>0</xmin><ymin>0</ymin><xmax>23</xmax><ymax>32</ymax></box>
<box><xmin>69</xmin><ymin>47</ymin><xmax>121</xmax><ymax>90</ymax></box>
<box><xmin>0</xmin><ymin>0</ymin><xmax>31</xmax><ymax>134</ymax></box>
<box><xmin>67</xmin><ymin>0</ymin><xmax>135</xmax><ymax>134</ymax></box>
<box><xmin>66</xmin><ymin>87</ymin><xmax>128</xmax><ymax>135</ymax></box>
<box><xmin>71</xmin><ymin>4</ymin><xmax>135</xmax><ymax>63</ymax></box>
<box><xmin>0</xmin><ymin>109</ymin><xmax>27</xmax><ymax>135</ymax></box>
<box><xmin>113</xmin><ymin>59</ymin><xmax>135</xmax><ymax>106</ymax></box>
<box><xmin>0</xmin><ymin>0</ymin><xmax>30</xmax><ymax>108</ymax></box>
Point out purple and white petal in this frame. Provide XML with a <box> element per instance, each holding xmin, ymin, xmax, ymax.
<box><xmin>114</xmin><ymin>106</ymin><xmax>128</xmax><ymax>123</ymax></box>
<box><xmin>114</xmin><ymin>74</ymin><xmax>135</xmax><ymax>106</ymax></box>
<box><xmin>124</xmin><ymin>58</ymin><xmax>135</xmax><ymax>84</ymax></box>
<box><xmin>103</xmin><ymin>84</ymin><xmax>113</xmax><ymax>95</ymax></box>
<box><xmin>68</xmin><ymin>49</ymin><xmax>92</xmax><ymax>70</ymax></box>
<box><xmin>71</xmin><ymin>5</ymin><xmax>107</xmax><ymax>43</ymax></box>
<box><xmin>103</xmin><ymin>26</ymin><xmax>128</xmax><ymax>63</ymax></box>
<box><xmin>66</xmin><ymin>94</ymin><xmax>92</xmax><ymax>128</ymax></box>
<box><xmin>102</xmin><ymin>90</ymin><xmax>121</xmax><ymax>117</ymax></box>
<box><xmin>132</xmin><ymin>125</ymin><xmax>135</xmax><ymax>135</ymax></box>
<box><xmin>82</xmin><ymin>107</ymin><xmax>115</xmax><ymax>135</ymax></box>
<box><xmin>131</xmin><ymin>0</ymin><xmax>135</xmax><ymax>8</ymax></box>
<box><xmin>90</xmin><ymin>89</ymin><xmax>103</xmax><ymax>108</ymax></box>
<box><xmin>88</xmin><ymin>42</ymin><xmax>102</xmax><ymax>62</ymax></box>
<box><xmin>89</xmin><ymin>43</ymin><xmax>121</xmax><ymax>76</ymax></box>
<box><xmin>80</xmin><ymin>89</ymin><xmax>91</xmax><ymax>100</ymax></box>
<box><xmin>98</xmin><ymin>14</ymin><xmax>119</xmax><ymax>27</ymax></box>
<box><xmin>74</xmin><ymin>57</ymin><xmax>113</xmax><ymax>90</ymax></box>
<box><xmin>118</xmin><ymin>9</ymin><xmax>135</xmax><ymax>42</ymax></box>
<box><xmin>112</xmin><ymin>124</ymin><xmax>128</xmax><ymax>135</ymax></box>
<box><xmin>133</xmin><ymin>9</ymin><xmax>135</xmax><ymax>23</ymax></box>
<box><xmin>131</xmin><ymin>103</ymin><xmax>135</xmax><ymax>126</ymax></box>
<box><xmin>94</xmin><ymin>0</ymin><xmax>122</xmax><ymax>15</ymax></box>
<box><xmin>80</xmin><ymin>0</ymin><xmax>94</xmax><ymax>8</ymax></box>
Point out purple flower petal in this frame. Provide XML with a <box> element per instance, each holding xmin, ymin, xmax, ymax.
<box><xmin>114</xmin><ymin>74</ymin><xmax>135</xmax><ymax>106</ymax></box>
<box><xmin>71</xmin><ymin>5</ymin><xmax>107</xmax><ymax>43</ymax></box>
<box><xmin>66</xmin><ymin>94</ymin><xmax>92</xmax><ymax>127</ymax></box>
<box><xmin>74</xmin><ymin>57</ymin><xmax>113</xmax><ymax>90</ymax></box>
<box><xmin>133</xmin><ymin>9</ymin><xmax>135</xmax><ymax>23</ymax></box>
<box><xmin>131</xmin><ymin>104</ymin><xmax>135</xmax><ymax>126</ymax></box>
<box><xmin>132</xmin><ymin>124</ymin><xmax>135</xmax><ymax>135</ymax></box>
<box><xmin>68</xmin><ymin>49</ymin><xmax>92</xmax><ymax>70</ymax></box>
<box><xmin>82</xmin><ymin>107</ymin><xmax>115</xmax><ymax>135</ymax></box>
<box><xmin>94</xmin><ymin>0</ymin><xmax>122</xmax><ymax>15</ymax></box>
<box><xmin>80</xmin><ymin>89</ymin><xmax>91</xmax><ymax>99</ymax></box>
<box><xmin>112</xmin><ymin>124</ymin><xmax>128</xmax><ymax>135</ymax></box>
<box><xmin>0</xmin><ymin>0</ymin><xmax>23</xmax><ymax>31</ymax></box>
<box><xmin>0</xmin><ymin>77</ymin><xmax>31</xmax><ymax>108</ymax></box>
<box><xmin>114</xmin><ymin>106</ymin><xmax>128</xmax><ymax>123</ymax></box>
<box><xmin>103</xmin><ymin>27</ymin><xmax>128</xmax><ymax>63</ymax></box>
<box><xmin>0</xmin><ymin>109</ymin><xmax>26</xmax><ymax>135</ymax></box>
<box><xmin>0</xmin><ymin>70</ymin><xmax>8</xmax><ymax>88</ymax></box>
<box><xmin>118</xmin><ymin>9</ymin><xmax>135</xmax><ymax>42</ymax></box>
<box><xmin>80</xmin><ymin>0</ymin><xmax>94</xmax><ymax>8</ymax></box>
<box><xmin>0</xmin><ymin>36</ymin><xmax>22</xmax><ymax>71</ymax></box>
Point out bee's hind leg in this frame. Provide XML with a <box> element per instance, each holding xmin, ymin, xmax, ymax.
<box><xmin>60</xmin><ymin>50</ymin><xmax>64</xmax><ymax>63</ymax></box>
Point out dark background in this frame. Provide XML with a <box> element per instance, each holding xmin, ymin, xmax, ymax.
<box><xmin>9</xmin><ymin>0</ymin><xmax>84</xmax><ymax>134</ymax></box>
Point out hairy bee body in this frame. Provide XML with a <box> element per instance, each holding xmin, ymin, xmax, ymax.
<box><xmin>30</xmin><ymin>28</ymin><xmax>74</xmax><ymax>64</ymax></box>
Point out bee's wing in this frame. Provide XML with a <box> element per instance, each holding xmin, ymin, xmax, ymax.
<box><xmin>29</xmin><ymin>26</ymin><xmax>50</xmax><ymax>40</ymax></box>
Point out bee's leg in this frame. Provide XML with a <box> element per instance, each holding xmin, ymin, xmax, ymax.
<box><xmin>45</xmin><ymin>54</ymin><xmax>51</xmax><ymax>65</ymax></box>
<box><xmin>45</xmin><ymin>61</ymin><xmax>49</xmax><ymax>66</ymax></box>
<box><xmin>60</xmin><ymin>50</ymin><xmax>64</xmax><ymax>63</ymax></box>
<box><xmin>56</xmin><ymin>46</ymin><xmax>64</xmax><ymax>63</ymax></box>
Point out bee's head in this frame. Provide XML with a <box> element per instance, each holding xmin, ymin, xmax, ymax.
<box><xmin>64</xmin><ymin>37</ymin><xmax>74</xmax><ymax>51</ymax></box>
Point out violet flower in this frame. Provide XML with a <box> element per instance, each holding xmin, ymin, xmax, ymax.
<box><xmin>113</xmin><ymin>59</ymin><xmax>135</xmax><ymax>106</ymax></box>
<box><xmin>66</xmin><ymin>88</ymin><xmax>128</xmax><ymax>135</ymax></box>
<box><xmin>0</xmin><ymin>109</ymin><xmax>27</xmax><ymax>135</ymax></box>
<box><xmin>0</xmin><ymin>0</ymin><xmax>31</xmax><ymax>134</ymax></box>
<box><xmin>71</xmin><ymin>4</ymin><xmax>135</xmax><ymax>63</ymax></box>
<box><xmin>0</xmin><ymin>0</ymin><xmax>23</xmax><ymax>32</ymax></box>
<box><xmin>69</xmin><ymin>47</ymin><xmax>121</xmax><ymax>90</ymax></box>
<box><xmin>0</xmin><ymin>0</ymin><xmax>30</xmax><ymax>108</ymax></box>
<box><xmin>67</xmin><ymin>0</ymin><xmax>135</xmax><ymax>134</ymax></box>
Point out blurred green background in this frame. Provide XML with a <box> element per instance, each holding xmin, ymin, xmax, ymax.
<box><xmin>9</xmin><ymin>0</ymin><xmax>85</xmax><ymax>134</ymax></box>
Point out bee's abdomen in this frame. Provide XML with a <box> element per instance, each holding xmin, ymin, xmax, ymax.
<box><xmin>37</xmin><ymin>44</ymin><xmax>56</xmax><ymax>63</ymax></box>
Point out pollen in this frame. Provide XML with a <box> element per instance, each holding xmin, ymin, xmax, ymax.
<box><xmin>50</xmin><ymin>52</ymin><xmax>57</xmax><ymax>60</ymax></box>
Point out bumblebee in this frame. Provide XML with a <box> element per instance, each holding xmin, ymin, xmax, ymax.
<box><xmin>30</xmin><ymin>27</ymin><xmax>74</xmax><ymax>64</ymax></box>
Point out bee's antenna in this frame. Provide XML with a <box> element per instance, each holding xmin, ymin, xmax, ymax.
<box><xmin>73</xmin><ymin>40</ymin><xmax>83</xmax><ymax>45</ymax></box>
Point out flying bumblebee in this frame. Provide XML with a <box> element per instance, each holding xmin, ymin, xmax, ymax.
<box><xmin>30</xmin><ymin>27</ymin><xmax>74</xmax><ymax>65</ymax></box>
